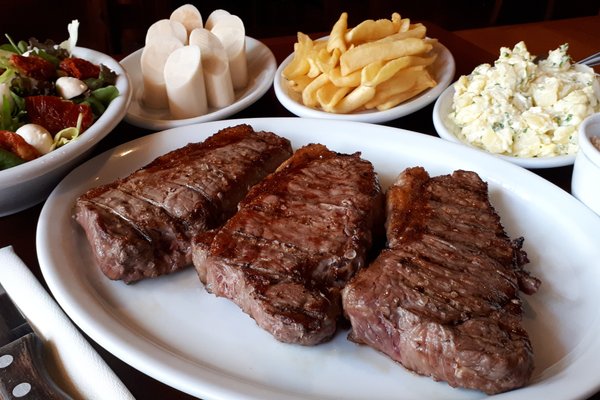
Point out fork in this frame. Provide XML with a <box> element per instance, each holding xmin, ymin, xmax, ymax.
<box><xmin>578</xmin><ymin>51</ymin><xmax>600</xmax><ymax>67</ymax></box>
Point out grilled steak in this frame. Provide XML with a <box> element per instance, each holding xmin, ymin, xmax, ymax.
<box><xmin>74</xmin><ymin>124</ymin><xmax>292</xmax><ymax>283</ymax></box>
<box><xmin>193</xmin><ymin>144</ymin><xmax>384</xmax><ymax>345</ymax></box>
<box><xmin>341</xmin><ymin>167</ymin><xmax>540</xmax><ymax>394</ymax></box>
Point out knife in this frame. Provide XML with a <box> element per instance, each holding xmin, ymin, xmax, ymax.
<box><xmin>0</xmin><ymin>283</ymin><xmax>72</xmax><ymax>399</ymax></box>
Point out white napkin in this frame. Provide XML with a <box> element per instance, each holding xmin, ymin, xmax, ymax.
<box><xmin>0</xmin><ymin>245</ymin><xmax>135</xmax><ymax>400</ymax></box>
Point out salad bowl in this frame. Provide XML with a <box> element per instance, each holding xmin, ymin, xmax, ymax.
<box><xmin>0</xmin><ymin>47</ymin><xmax>131</xmax><ymax>216</ymax></box>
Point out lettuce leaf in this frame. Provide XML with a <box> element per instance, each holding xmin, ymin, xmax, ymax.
<box><xmin>0</xmin><ymin>90</ymin><xmax>24</xmax><ymax>131</ymax></box>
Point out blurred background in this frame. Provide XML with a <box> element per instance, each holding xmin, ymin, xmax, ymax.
<box><xmin>4</xmin><ymin>0</ymin><xmax>599</xmax><ymax>55</ymax></box>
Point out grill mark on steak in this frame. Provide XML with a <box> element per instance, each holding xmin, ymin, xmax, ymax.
<box><xmin>406</xmin><ymin>236</ymin><xmax>519</xmax><ymax>299</ymax></box>
<box><xmin>117</xmin><ymin>176</ymin><xmax>216</xmax><ymax>233</ymax></box>
<box><xmin>74</xmin><ymin>124</ymin><xmax>293</xmax><ymax>283</ymax></box>
<box><xmin>129</xmin><ymin>131</ymin><xmax>287</xmax><ymax>224</ymax></box>
<box><xmin>373</xmin><ymin>247</ymin><xmax>515</xmax><ymax>325</ymax></box>
<box><xmin>79</xmin><ymin>186</ymin><xmax>191</xmax><ymax>264</ymax></box>
<box><xmin>342</xmin><ymin>166</ymin><xmax>540</xmax><ymax>394</ymax></box>
<box><xmin>195</xmin><ymin>144</ymin><xmax>384</xmax><ymax>345</ymax></box>
<box><xmin>227</xmin><ymin>198</ymin><xmax>367</xmax><ymax>269</ymax></box>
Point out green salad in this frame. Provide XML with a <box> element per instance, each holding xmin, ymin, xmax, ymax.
<box><xmin>0</xmin><ymin>20</ymin><xmax>120</xmax><ymax>170</ymax></box>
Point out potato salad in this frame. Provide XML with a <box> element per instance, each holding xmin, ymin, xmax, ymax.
<box><xmin>449</xmin><ymin>41</ymin><xmax>600</xmax><ymax>158</ymax></box>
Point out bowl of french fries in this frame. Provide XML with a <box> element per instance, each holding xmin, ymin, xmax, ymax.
<box><xmin>274</xmin><ymin>12</ymin><xmax>455</xmax><ymax>123</ymax></box>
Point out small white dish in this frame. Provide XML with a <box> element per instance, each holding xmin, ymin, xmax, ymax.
<box><xmin>274</xmin><ymin>40</ymin><xmax>455</xmax><ymax>123</ymax></box>
<box><xmin>572</xmin><ymin>112</ymin><xmax>600</xmax><ymax>216</ymax></box>
<box><xmin>121</xmin><ymin>37</ymin><xmax>276</xmax><ymax>130</ymax></box>
<box><xmin>0</xmin><ymin>47</ymin><xmax>131</xmax><ymax>216</ymax></box>
<box><xmin>433</xmin><ymin>85</ymin><xmax>577</xmax><ymax>169</ymax></box>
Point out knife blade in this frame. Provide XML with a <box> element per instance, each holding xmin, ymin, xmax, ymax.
<box><xmin>0</xmin><ymin>283</ymin><xmax>72</xmax><ymax>399</ymax></box>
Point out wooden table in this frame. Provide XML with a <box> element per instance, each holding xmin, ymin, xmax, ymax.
<box><xmin>454</xmin><ymin>15</ymin><xmax>600</xmax><ymax>64</ymax></box>
<box><xmin>1</xmin><ymin>15</ymin><xmax>598</xmax><ymax>400</ymax></box>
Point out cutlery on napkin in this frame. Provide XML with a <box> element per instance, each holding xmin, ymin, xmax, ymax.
<box><xmin>0</xmin><ymin>246</ymin><xmax>135</xmax><ymax>400</ymax></box>
<box><xmin>1</xmin><ymin>281</ymin><xmax>74</xmax><ymax>398</ymax></box>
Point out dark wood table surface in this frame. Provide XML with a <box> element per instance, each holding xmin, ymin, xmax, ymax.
<box><xmin>1</xmin><ymin>15</ymin><xmax>598</xmax><ymax>400</ymax></box>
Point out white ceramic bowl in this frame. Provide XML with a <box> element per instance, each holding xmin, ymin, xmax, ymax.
<box><xmin>121</xmin><ymin>37</ymin><xmax>276</xmax><ymax>130</ymax></box>
<box><xmin>572</xmin><ymin>113</ymin><xmax>600</xmax><ymax>216</ymax></box>
<box><xmin>0</xmin><ymin>47</ymin><xmax>131</xmax><ymax>216</ymax></box>
<box><xmin>274</xmin><ymin>40</ymin><xmax>455</xmax><ymax>123</ymax></box>
<box><xmin>433</xmin><ymin>84</ymin><xmax>577</xmax><ymax>169</ymax></box>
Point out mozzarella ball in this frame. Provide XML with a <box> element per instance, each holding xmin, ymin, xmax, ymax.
<box><xmin>56</xmin><ymin>76</ymin><xmax>88</xmax><ymax>99</ymax></box>
<box><xmin>15</xmin><ymin>124</ymin><xmax>54</xmax><ymax>154</ymax></box>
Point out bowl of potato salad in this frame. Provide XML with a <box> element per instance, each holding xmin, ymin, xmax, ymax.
<box><xmin>433</xmin><ymin>41</ymin><xmax>600</xmax><ymax>168</ymax></box>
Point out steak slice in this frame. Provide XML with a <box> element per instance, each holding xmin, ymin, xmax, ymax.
<box><xmin>341</xmin><ymin>167</ymin><xmax>540</xmax><ymax>394</ymax></box>
<box><xmin>74</xmin><ymin>124</ymin><xmax>292</xmax><ymax>283</ymax></box>
<box><xmin>194</xmin><ymin>144</ymin><xmax>384</xmax><ymax>345</ymax></box>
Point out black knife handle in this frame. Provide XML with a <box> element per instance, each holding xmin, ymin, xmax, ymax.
<box><xmin>0</xmin><ymin>332</ymin><xmax>72</xmax><ymax>399</ymax></box>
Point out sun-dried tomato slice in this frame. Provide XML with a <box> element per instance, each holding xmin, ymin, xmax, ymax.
<box><xmin>59</xmin><ymin>57</ymin><xmax>100</xmax><ymax>80</ymax></box>
<box><xmin>10</xmin><ymin>54</ymin><xmax>56</xmax><ymax>81</ymax></box>
<box><xmin>0</xmin><ymin>130</ymin><xmax>41</xmax><ymax>161</ymax></box>
<box><xmin>25</xmin><ymin>96</ymin><xmax>93</xmax><ymax>135</ymax></box>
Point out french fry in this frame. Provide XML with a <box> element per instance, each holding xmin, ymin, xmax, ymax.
<box><xmin>317</xmin><ymin>82</ymin><xmax>352</xmax><ymax>112</ymax></box>
<box><xmin>327</xmin><ymin>67</ymin><xmax>361</xmax><ymax>87</ymax></box>
<box><xmin>364</xmin><ymin>66</ymin><xmax>425</xmax><ymax>108</ymax></box>
<box><xmin>315</xmin><ymin>47</ymin><xmax>340</xmax><ymax>75</ymax></box>
<box><xmin>282</xmin><ymin>11</ymin><xmax>439</xmax><ymax>114</ymax></box>
<box><xmin>361</xmin><ymin>53</ymin><xmax>438</xmax><ymax>89</ymax></box>
<box><xmin>375</xmin><ymin>83</ymin><xmax>432</xmax><ymax>110</ymax></box>
<box><xmin>366</xmin><ymin>68</ymin><xmax>436</xmax><ymax>110</ymax></box>
<box><xmin>360</xmin><ymin>56</ymin><xmax>425</xmax><ymax>87</ymax></box>
<box><xmin>375</xmin><ymin>24</ymin><xmax>427</xmax><ymax>42</ymax></box>
<box><xmin>283</xmin><ymin>33</ymin><xmax>314</xmax><ymax>78</ymax></box>
<box><xmin>400</xmin><ymin>54</ymin><xmax>438</xmax><ymax>67</ymax></box>
<box><xmin>391</xmin><ymin>13</ymin><xmax>404</xmax><ymax>31</ymax></box>
<box><xmin>345</xmin><ymin>14</ymin><xmax>400</xmax><ymax>45</ymax></box>
<box><xmin>286</xmin><ymin>74</ymin><xmax>314</xmax><ymax>93</ymax></box>
<box><xmin>330</xmin><ymin>85</ymin><xmax>376</xmax><ymax>113</ymax></box>
<box><xmin>304</xmin><ymin>40</ymin><xmax>329</xmax><ymax>78</ymax></box>
<box><xmin>302</xmin><ymin>73</ymin><xmax>330</xmax><ymax>107</ymax></box>
<box><xmin>306</xmin><ymin>56</ymin><xmax>322</xmax><ymax>78</ymax></box>
<box><xmin>340</xmin><ymin>38</ymin><xmax>433</xmax><ymax>76</ymax></box>
<box><xmin>327</xmin><ymin>12</ymin><xmax>348</xmax><ymax>52</ymax></box>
